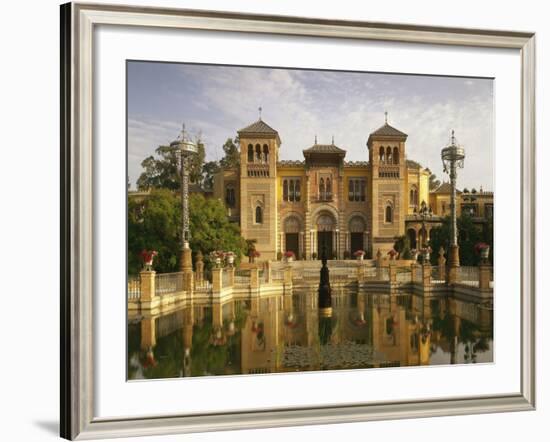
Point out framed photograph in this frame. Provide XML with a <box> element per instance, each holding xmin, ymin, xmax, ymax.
<box><xmin>60</xmin><ymin>2</ymin><xmax>535</xmax><ymax>440</ymax></box>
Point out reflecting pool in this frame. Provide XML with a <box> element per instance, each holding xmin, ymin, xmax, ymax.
<box><xmin>128</xmin><ymin>290</ymin><xmax>493</xmax><ymax>380</ymax></box>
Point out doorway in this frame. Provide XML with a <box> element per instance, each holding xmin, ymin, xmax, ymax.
<box><xmin>285</xmin><ymin>233</ymin><xmax>299</xmax><ymax>258</ymax></box>
<box><xmin>317</xmin><ymin>231</ymin><xmax>333</xmax><ymax>259</ymax></box>
<box><xmin>350</xmin><ymin>232</ymin><xmax>364</xmax><ymax>254</ymax></box>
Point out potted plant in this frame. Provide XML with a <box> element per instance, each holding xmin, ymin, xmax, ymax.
<box><xmin>210</xmin><ymin>250</ymin><xmax>225</xmax><ymax>267</ymax></box>
<box><xmin>420</xmin><ymin>246</ymin><xmax>432</xmax><ymax>263</ymax></box>
<box><xmin>284</xmin><ymin>250</ymin><xmax>295</xmax><ymax>262</ymax></box>
<box><xmin>140</xmin><ymin>249</ymin><xmax>158</xmax><ymax>271</ymax></box>
<box><xmin>387</xmin><ymin>249</ymin><xmax>398</xmax><ymax>260</ymax></box>
<box><xmin>353</xmin><ymin>250</ymin><xmax>365</xmax><ymax>261</ymax></box>
<box><xmin>475</xmin><ymin>242</ymin><xmax>491</xmax><ymax>262</ymax></box>
<box><xmin>248</xmin><ymin>250</ymin><xmax>260</xmax><ymax>263</ymax></box>
<box><xmin>225</xmin><ymin>251</ymin><xmax>235</xmax><ymax>266</ymax></box>
<box><xmin>410</xmin><ymin>248</ymin><xmax>419</xmax><ymax>261</ymax></box>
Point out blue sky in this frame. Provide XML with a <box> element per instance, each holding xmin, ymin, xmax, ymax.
<box><xmin>128</xmin><ymin>61</ymin><xmax>494</xmax><ymax>191</ymax></box>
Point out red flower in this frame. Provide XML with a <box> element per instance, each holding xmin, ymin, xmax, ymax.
<box><xmin>284</xmin><ymin>251</ymin><xmax>295</xmax><ymax>258</ymax></box>
<box><xmin>474</xmin><ymin>242</ymin><xmax>490</xmax><ymax>254</ymax></box>
<box><xmin>140</xmin><ymin>249</ymin><xmax>158</xmax><ymax>262</ymax></box>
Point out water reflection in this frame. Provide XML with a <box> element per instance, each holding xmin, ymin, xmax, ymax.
<box><xmin>128</xmin><ymin>290</ymin><xmax>493</xmax><ymax>379</ymax></box>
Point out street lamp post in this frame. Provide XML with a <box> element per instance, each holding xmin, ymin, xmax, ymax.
<box><xmin>170</xmin><ymin>124</ymin><xmax>199</xmax><ymax>286</ymax></box>
<box><xmin>441</xmin><ymin>130</ymin><xmax>465</xmax><ymax>283</ymax></box>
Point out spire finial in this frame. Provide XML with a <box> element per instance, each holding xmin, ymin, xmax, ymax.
<box><xmin>384</xmin><ymin>111</ymin><xmax>388</xmax><ymax>124</ymax></box>
<box><xmin>331</xmin><ymin>135</ymin><xmax>335</xmax><ymax>145</ymax></box>
<box><xmin>451</xmin><ymin>129</ymin><xmax>456</xmax><ymax>144</ymax></box>
<box><xmin>258</xmin><ymin>106</ymin><xmax>262</xmax><ymax>120</ymax></box>
<box><xmin>314</xmin><ymin>134</ymin><xmax>317</xmax><ymax>144</ymax></box>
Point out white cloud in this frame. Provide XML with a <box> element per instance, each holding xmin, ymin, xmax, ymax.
<box><xmin>128</xmin><ymin>64</ymin><xmax>493</xmax><ymax>192</ymax></box>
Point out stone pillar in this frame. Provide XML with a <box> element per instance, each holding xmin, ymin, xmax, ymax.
<box><xmin>250</xmin><ymin>267</ymin><xmax>260</xmax><ymax>289</ymax></box>
<box><xmin>479</xmin><ymin>263</ymin><xmax>492</xmax><ymax>290</ymax></box>
<box><xmin>375</xmin><ymin>249</ymin><xmax>383</xmax><ymax>280</ymax></box>
<box><xmin>265</xmin><ymin>260</ymin><xmax>272</xmax><ymax>283</ymax></box>
<box><xmin>411</xmin><ymin>263</ymin><xmax>419</xmax><ymax>284</ymax></box>
<box><xmin>181</xmin><ymin>248</ymin><xmax>194</xmax><ymax>292</ymax></box>
<box><xmin>388</xmin><ymin>262</ymin><xmax>397</xmax><ymax>284</ymax></box>
<box><xmin>140</xmin><ymin>316</ymin><xmax>156</xmax><ymax>350</ymax></box>
<box><xmin>212</xmin><ymin>267</ymin><xmax>223</xmax><ymax>294</ymax></box>
<box><xmin>212</xmin><ymin>302</ymin><xmax>223</xmax><ymax>328</ymax></box>
<box><xmin>195</xmin><ymin>252</ymin><xmax>204</xmax><ymax>283</ymax></box>
<box><xmin>140</xmin><ymin>270</ymin><xmax>156</xmax><ymax>302</ymax></box>
<box><xmin>299</xmin><ymin>231</ymin><xmax>304</xmax><ymax>259</ymax></box>
<box><xmin>422</xmin><ymin>263</ymin><xmax>432</xmax><ymax>292</ymax></box>
<box><xmin>438</xmin><ymin>247</ymin><xmax>446</xmax><ymax>282</ymax></box>
<box><xmin>283</xmin><ymin>266</ymin><xmax>293</xmax><ymax>286</ymax></box>
<box><xmin>227</xmin><ymin>266</ymin><xmax>235</xmax><ymax>287</ymax></box>
<box><xmin>447</xmin><ymin>244</ymin><xmax>460</xmax><ymax>284</ymax></box>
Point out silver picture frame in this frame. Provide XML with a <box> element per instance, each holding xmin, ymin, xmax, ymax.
<box><xmin>60</xmin><ymin>2</ymin><xmax>536</xmax><ymax>439</ymax></box>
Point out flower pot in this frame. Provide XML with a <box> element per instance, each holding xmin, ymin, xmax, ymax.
<box><xmin>227</xmin><ymin>255</ymin><xmax>235</xmax><ymax>265</ymax></box>
<box><xmin>286</xmin><ymin>256</ymin><xmax>294</xmax><ymax>263</ymax></box>
<box><xmin>356</xmin><ymin>255</ymin><xmax>364</xmax><ymax>261</ymax></box>
<box><xmin>480</xmin><ymin>246</ymin><xmax>490</xmax><ymax>260</ymax></box>
<box><xmin>215</xmin><ymin>257</ymin><xmax>222</xmax><ymax>267</ymax></box>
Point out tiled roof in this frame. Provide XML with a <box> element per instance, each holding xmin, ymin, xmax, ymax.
<box><xmin>238</xmin><ymin>119</ymin><xmax>279</xmax><ymax>135</ymax></box>
<box><xmin>303</xmin><ymin>143</ymin><xmax>346</xmax><ymax>155</ymax></box>
<box><xmin>432</xmin><ymin>182</ymin><xmax>462</xmax><ymax>194</ymax></box>
<box><xmin>370</xmin><ymin>123</ymin><xmax>408</xmax><ymax>138</ymax></box>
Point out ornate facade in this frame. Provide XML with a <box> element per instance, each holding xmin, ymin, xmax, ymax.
<box><xmin>213</xmin><ymin>117</ymin><xmax>493</xmax><ymax>260</ymax></box>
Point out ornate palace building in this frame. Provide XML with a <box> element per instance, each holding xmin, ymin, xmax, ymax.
<box><xmin>213</xmin><ymin>115</ymin><xmax>493</xmax><ymax>260</ymax></box>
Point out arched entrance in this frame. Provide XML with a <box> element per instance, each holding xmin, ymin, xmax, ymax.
<box><xmin>316</xmin><ymin>212</ymin><xmax>336</xmax><ymax>259</ymax></box>
<box><xmin>283</xmin><ymin>216</ymin><xmax>301</xmax><ymax>258</ymax></box>
<box><xmin>349</xmin><ymin>216</ymin><xmax>366</xmax><ymax>255</ymax></box>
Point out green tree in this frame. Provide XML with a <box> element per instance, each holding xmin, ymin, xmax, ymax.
<box><xmin>393</xmin><ymin>235</ymin><xmax>412</xmax><ymax>259</ymax></box>
<box><xmin>128</xmin><ymin>190</ymin><xmax>246</xmax><ymax>275</ymax></box>
<box><xmin>219</xmin><ymin>137</ymin><xmax>240</xmax><ymax>169</ymax></box>
<box><xmin>128</xmin><ymin>188</ymin><xmax>181</xmax><ymax>274</ymax></box>
<box><xmin>188</xmin><ymin>193</ymin><xmax>247</xmax><ymax>269</ymax></box>
<box><xmin>202</xmin><ymin>160</ymin><xmax>220</xmax><ymax>190</ymax></box>
<box><xmin>136</xmin><ymin>145</ymin><xmax>180</xmax><ymax>191</ymax></box>
<box><xmin>428</xmin><ymin>213</ymin><xmax>493</xmax><ymax>266</ymax></box>
<box><xmin>136</xmin><ymin>134</ymin><xmax>205</xmax><ymax>190</ymax></box>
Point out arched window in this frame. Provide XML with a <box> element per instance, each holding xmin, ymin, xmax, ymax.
<box><xmin>247</xmin><ymin>144</ymin><xmax>254</xmax><ymax>162</ymax></box>
<box><xmin>385</xmin><ymin>203</ymin><xmax>393</xmax><ymax>223</ymax></box>
<box><xmin>255</xmin><ymin>144</ymin><xmax>261</xmax><ymax>162</ymax></box>
<box><xmin>289</xmin><ymin>180</ymin><xmax>295</xmax><ymax>202</ymax></box>
<box><xmin>255</xmin><ymin>206</ymin><xmax>263</xmax><ymax>224</ymax></box>
<box><xmin>263</xmin><ymin>144</ymin><xmax>269</xmax><ymax>162</ymax></box>
<box><xmin>283</xmin><ymin>180</ymin><xmax>288</xmax><ymax>201</ymax></box>
<box><xmin>326</xmin><ymin>178</ymin><xmax>332</xmax><ymax>199</ymax></box>
<box><xmin>393</xmin><ymin>147</ymin><xmax>399</xmax><ymax>164</ymax></box>
<box><xmin>295</xmin><ymin>180</ymin><xmax>301</xmax><ymax>202</ymax></box>
<box><xmin>319</xmin><ymin>178</ymin><xmax>325</xmax><ymax>200</ymax></box>
<box><xmin>409</xmin><ymin>187</ymin><xmax>418</xmax><ymax>206</ymax></box>
<box><xmin>225</xmin><ymin>186</ymin><xmax>235</xmax><ymax>207</ymax></box>
<box><xmin>386</xmin><ymin>147</ymin><xmax>392</xmax><ymax>164</ymax></box>
<box><xmin>379</xmin><ymin>146</ymin><xmax>385</xmax><ymax>163</ymax></box>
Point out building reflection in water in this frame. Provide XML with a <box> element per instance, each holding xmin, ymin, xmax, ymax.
<box><xmin>127</xmin><ymin>289</ymin><xmax>493</xmax><ymax>380</ymax></box>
